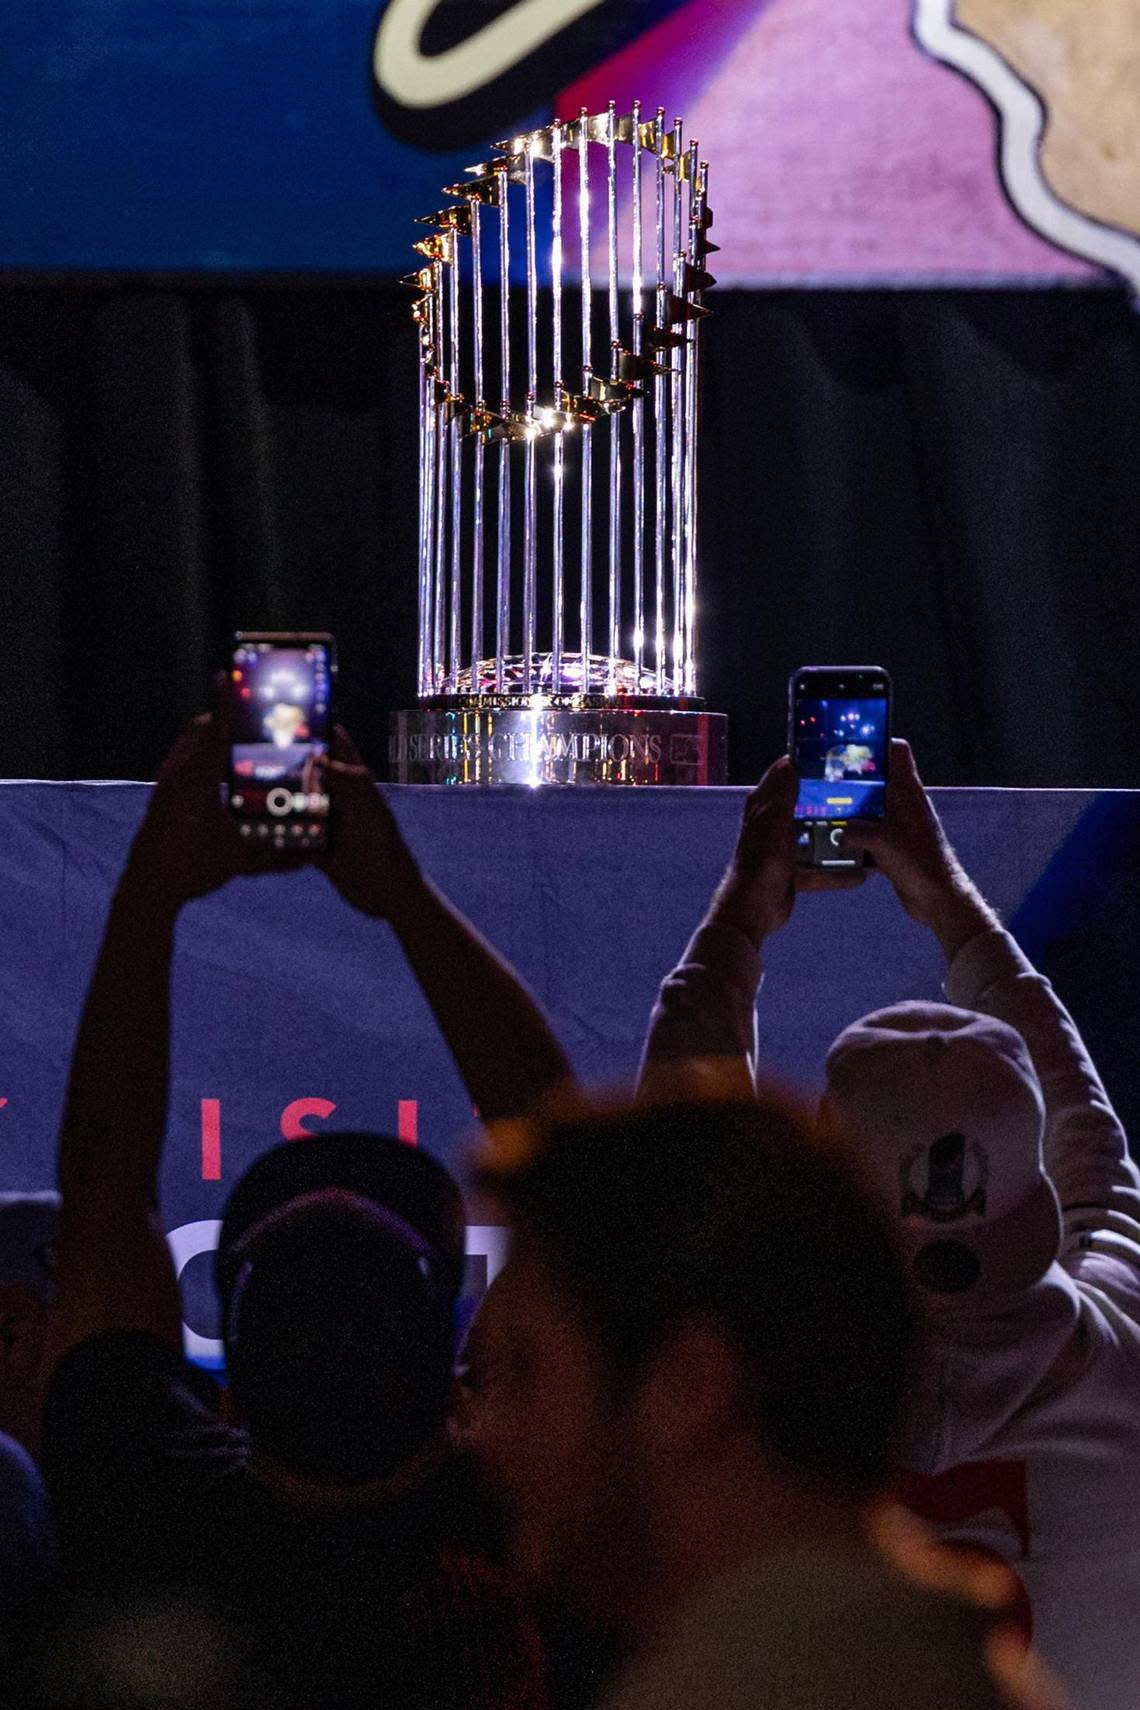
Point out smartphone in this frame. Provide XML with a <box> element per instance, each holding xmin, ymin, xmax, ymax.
<box><xmin>789</xmin><ymin>666</ymin><xmax>891</xmax><ymax>870</ymax></box>
<box><xmin>227</xmin><ymin>633</ymin><xmax>335</xmax><ymax>852</ymax></box>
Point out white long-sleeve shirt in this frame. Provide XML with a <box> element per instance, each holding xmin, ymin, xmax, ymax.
<box><xmin>640</xmin><ymin>919</ymin><xmax>1140</xmax><ymax>1710</ymax></box>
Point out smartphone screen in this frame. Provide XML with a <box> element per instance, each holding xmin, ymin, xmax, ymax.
<box><xmin>791</xmin><ymin>667</ymin><xmax>890</xmax><ymax>867</ymax></box>
<box><xmin>228</xmin><ymin>634</ymin><xmax>333</xmax><ymax>852</ymax></box>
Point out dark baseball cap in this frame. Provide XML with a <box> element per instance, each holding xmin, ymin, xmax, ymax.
<box><xmin>0</xmin><ymin>1192</ymin><xmax>60</xmax><ymax>1303</ymax></box>
<box><xmin>216</xmin><ymin>1132</ymin><xmax>467</xmax><ymax>1313</ymax></box>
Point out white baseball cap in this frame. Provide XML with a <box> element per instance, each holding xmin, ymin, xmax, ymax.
<box><xmin>824</xmin><ymin>1004</ymin><xmax>1061</xmax><ymax>1298</ymax></box>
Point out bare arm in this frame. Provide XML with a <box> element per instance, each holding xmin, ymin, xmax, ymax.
<box><xmin>54</xmin><ymin>875</ymin><xmax>183</xmax><ymax>1359</ymax></box>
<box><xmin>388</xmin><ymin>876</ymin><xmax>575</xmax><ymax>1121</ymax></box>
<box><xmin>319</xmin><ymin>731</ymin><xmax>575</xmax><ymax>1121</ymax></box>
<box><xmin>53</xmin><ymin>705</ymin><xmax>276</xmax><ymax>1367</ymax></box>
<box><xmin>53</xmin><ymin>710</ymin><xmax>573</xmax><ymax>1380</ymax></box>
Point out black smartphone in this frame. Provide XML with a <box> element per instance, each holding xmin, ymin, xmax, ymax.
<box><xmin>227</xmin><ymin>633</ymin><xmax>335</xmax><ymax>852</ymax></box>
<box><xmin>789</xmin><ymin>666</ymin><xmax>891</xmax><ymax>870</ymax></box>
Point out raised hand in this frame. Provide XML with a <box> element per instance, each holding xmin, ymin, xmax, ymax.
<box><xmin>124</xmin><ymin>681</ymin><xmax>302</xmax><ymax>907</ymax></box>
<box><xmin>712</xmin><ymin>755</ymin><xmax>864</xmax><ymax>947</ymax></box>
<box><xmin>315</xmin><ymin>727</ymin><xmax>422</xmax><ymax>920</ymax></box>
<box><xmin>317</xmin><ymin>725</ymin><xmax>573</xmax><ymax>1117</ymax></box>
<box><xmin>840</xmin><ymin>739</ymin><xmax>996</xmax><ymax>956</ymax></box>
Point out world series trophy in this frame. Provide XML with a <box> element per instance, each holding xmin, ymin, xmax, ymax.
<box><xmin>390</xmin><ymin>103</ymin><xmax>728</xmax><ymax>785</ymax></box>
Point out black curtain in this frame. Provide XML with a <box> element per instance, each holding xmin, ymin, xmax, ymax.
<box><xmin>1</xmin><ymin>282</ymin><xmax>1137</xmax><ymax>785</ymax></box>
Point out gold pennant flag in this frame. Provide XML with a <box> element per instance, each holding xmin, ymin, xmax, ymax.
<box><xmin>413</xmin><ymin>231</ymin><xmax>455</xmax><ymax>265</ymax></box>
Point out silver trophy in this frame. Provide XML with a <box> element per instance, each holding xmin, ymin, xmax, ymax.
<box><xmin>390</xmin><ymin>103</ymin><xmax>727</xmax><ymax>785</ymax></box>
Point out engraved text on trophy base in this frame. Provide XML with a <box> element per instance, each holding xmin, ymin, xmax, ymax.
<box><xmin>389</xmin><ymin>706</ymin><xmax>727</xmax><ymax>786</ymax></box>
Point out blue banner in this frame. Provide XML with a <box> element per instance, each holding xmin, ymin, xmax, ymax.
<box><xmin>0</xmin><ymin>781</ymin><xmax>1131</xmax><ymax>1356</ymax></box>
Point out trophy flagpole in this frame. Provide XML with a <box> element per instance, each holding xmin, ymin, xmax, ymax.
<box><xmin>432</xmin><ymin>257</ymin><xmax>448</xmax><ymax>693</ymax></box>
<box><xmin>551</xmin><ymin>121</ymin><xmax>566</xmax><ymax>693</ymax></box>
<box><xmin>411</xmin><ymin>261</ymin><xmax>437</xmax><ymax>699</ymax></box>
<box><xmin>653</xmin><ymin>107</ymin><xmax>668</xmax><ymax>695</ymax></box>
<box><xmin>670</xmin><ymin>116</ymin><xmax>685</xmax><ymax>697</ymax></box>
<box><xmin>630</xmin><ymin>100</ymin><xmax>645</xmax><ymax>689</ymax></box>
<box><xmin>606</xmin><ymin>101</ymin><xmax>622</xmax><ymax>695</ymax></box>
<box><xmin>523</xmin><ymin>138</ymin><xmax>539</xmax><ymax>695</ymax></box>
<box><xmin>416</xmin><ymin>338</ymin><xmax>432</xmax><ymax>697</ymax></box>
<box><xmin>471</xmin><ymin>199</ymin><xmax>485</xmax><ymax>690</ymax></box>
<box><xmin>683</xmin><ymin>151</ymin><xmax>706</xmax><ymax>697</ymax></box>
<box><xmin>495</xmin><ymin>163</ymin><xmax>511</xmax><ymax>694</ymax></box>
<box><xmin>447</xmin><ymin>242</ymin><xmax>462</xmax><ymax>691</ymax></box>
<box><xmin>578</xmin><ymin>109</ymin><xmax>593</xmax><ymax>695</ymax></box>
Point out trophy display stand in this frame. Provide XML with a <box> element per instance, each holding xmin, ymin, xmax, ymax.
<box><xmin>390</xmin><ymin>104</ymin><xmax>727</xmax><ymax>786</ymax></box>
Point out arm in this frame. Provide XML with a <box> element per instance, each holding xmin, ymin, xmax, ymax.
<box><xmin>52</xmin><ymin>702</ymin><xmax>284</xmax><ymax>1368</ymax></box>
<box><xmin>638</xmin><ymin>758</ymin><xmax>863</xmax><ymax>1099</ymax></box>
<box><xmin>638</xmin><ymin>917</ymin><xmax>763</xmax><ymax>1101</ymax></box>
<box><xmin>53</xmin><ymin>874</ymin><xmax>183</xmax><ymax>1359</ymax></box>
<box><xmin>944</xmin><ymin>928</ymin><xmax>1140</xmax><ymax>1238</ymax></box>
<box><xmin>844</xmin><ymin>742</ymin><xmax>1140</xmax><ymax>1241</ymax></box>
<box><xmin>388</xmin><ymin>878</ymin><xmax>575</xmax><ymax>1121</ymax></box>
<box><xmin>319</xmin><ymin>731</ymin><xmax>575</xmax><ymax>1121</ymax></box>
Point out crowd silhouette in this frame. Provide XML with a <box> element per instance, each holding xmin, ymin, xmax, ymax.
<box><xmin>1</xmin><ymin>701</ymin><xmax>1136</xmax><ymax>1708</ymax></box>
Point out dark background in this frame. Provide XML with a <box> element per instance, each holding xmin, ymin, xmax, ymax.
<box><xmin>2</xmin><ymin>281</ymin><xmax>1137</xmax><ymax>786</ymax></box>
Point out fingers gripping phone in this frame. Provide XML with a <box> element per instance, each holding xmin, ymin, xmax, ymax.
<box><xmin>789</xmin><ymin>667</ymin><xmax>891</xmax><ymax>870</ymax></box>
<box><xmin>227</xmin><ymin>633</ymin><xmax>336</xmax><ymax>853</ymax></box>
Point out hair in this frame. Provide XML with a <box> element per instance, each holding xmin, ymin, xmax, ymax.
<box><xmin>480</xmin><ymin>1094</ymin><xmax>916</xmax><ymax>1499</ymax></box>
<box><xmin>224</xmin><ymin>1192</ymin><xmax>456</xmax><ymax>1486</ymax></box>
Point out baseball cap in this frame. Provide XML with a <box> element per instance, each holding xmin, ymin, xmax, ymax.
<box><xmin>0</xmin><ymin>1192</ymin><xmax>60</xmax><ymax>1303</ymax></box>
<box><xmin>216</xmin><ymin>1132</ymin><xmax>467</xmax><ymax>1315</ymax></box>
<box><xmin>223</xmin><ymin>1185</ymin><xmax>457</xmax><ymax>1482</ymax></box>
<box><xmin>824</xmin><ymin>1004</ymin><xmax>1061</xmax><ymax>1298</ymax></box>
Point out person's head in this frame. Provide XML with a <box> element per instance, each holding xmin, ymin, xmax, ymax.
<box><xmin>216</xmin><ymin>1134</ymin><xmax>466</xmax><ymax>1487</ymax></box>
<box><xmin>824</xmin><ymin>1003</ymin><xmax>1061</xmax><ymax>1303</ymax></box>
<box><xmin>473</xmin><ymin>1095</ymin><xmax>915</xmax><ymax>1624</ymax></box>
<box><xmin>0</xmin><ymin>1191</ymin><xmax>60</xmax><ymax>1456</ymax></box>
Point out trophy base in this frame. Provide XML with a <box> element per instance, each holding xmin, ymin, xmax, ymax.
<box><xmin>389</xmin><ymin>697</ymin><xmax>727</xmax><ymax>786</ymax></box>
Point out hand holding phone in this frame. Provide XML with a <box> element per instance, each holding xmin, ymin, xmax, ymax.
<box><xmin>716</xmin><ymin>756</ymin><xmax>800</xmax><ymax>944</ymax></box>
<box><xmin>839</xmin><ymin>737</ymin><xmax>995</xmax><ymax>959</ymax></box>
<box><xmin>227</xmin><ymin>633</ymin><xmax>335</xmax><ymax>854</ymax></box>
<box><xmin>316</xmin><ymin>726</ymin><xmax>421</xmax><ymax>921</ymax></box>
<box><xmin>127</xmin><ymin>684</ymin><xmax>307</xmax><ymax>906</ymax></box>
<box><xmin>789</xmin><ymin>666</ymin><xmax>891</xmax><ymax>871</ymax></box>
